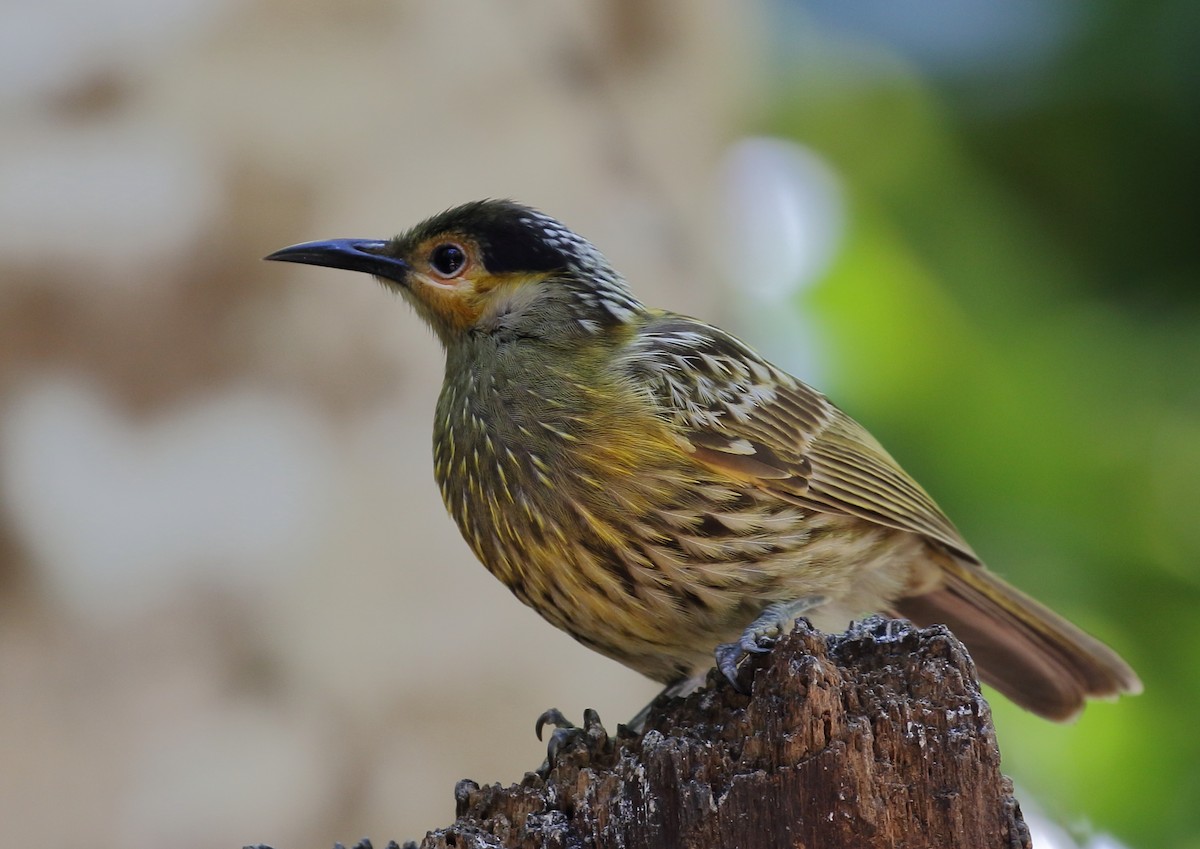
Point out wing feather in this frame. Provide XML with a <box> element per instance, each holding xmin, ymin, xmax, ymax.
<box><xmin>621</xmin><ymin>314</ymin><xmax>978</xmax><ymax>562</ymax></box>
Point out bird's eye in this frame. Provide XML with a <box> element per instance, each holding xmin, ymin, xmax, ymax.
<box><xmin>430</xmin><ymin>243</ymin><xmax>467</xmax><ymax>278</ymax></box>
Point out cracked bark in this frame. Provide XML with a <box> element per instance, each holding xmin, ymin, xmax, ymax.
<box><xmin>406</xmin><ymin>616</ymin><xmax>1031</xmax><ymax>849</ymax></box>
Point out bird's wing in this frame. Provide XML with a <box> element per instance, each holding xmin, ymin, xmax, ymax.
<box><xmin>620</xmin><ymin>314</ymin><xmax>978</xmax><ymax>562</ymax></box>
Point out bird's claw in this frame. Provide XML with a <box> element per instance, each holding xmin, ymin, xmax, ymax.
<box><xmin>740</xmin><ymin>628</ymin><xmax>777</xmax><ymax>654</ymax></box>
<box><xmin>715</xmin><ymin>615</ymin><xmax>785</xmax><ymax>691</ymax></box>
<box><xmin>715</xmin><ymin>635</ymin><xmax>773</xmax><ymax>692</ymax></box>
<box><xmin>534</xmin><ymin>707</ymin><xmax>611</xmax><ymax>775</ymax></box>
<box><xmin>714</xmin><ymin>640</ymin><xmax>748</xmax><ymax>691</ymax></box>
<box><xmin>535</xmin><ymin>707</ymin><xmax>573</xmax><ymax>741</ymax></box>
<box><xmin>545</xmin><ymin>725</ymin><xmax>586</xmax><ymax>767</ymax></box>
<box><xmin>715</xmin><ymin>596</ymin><xmax>827</xmax><ymax>692</ymax></box>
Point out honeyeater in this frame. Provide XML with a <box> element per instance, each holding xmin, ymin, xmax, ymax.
<box><xmin>266</xmin><ymin>199</ymin><xmax>1140</xmax><ymax>723</ymax></box>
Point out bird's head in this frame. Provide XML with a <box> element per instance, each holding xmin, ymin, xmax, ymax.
<box><xmin>265</xmin><ymin>200</ymin><xmax>643</xmax><ymax>346</ymax></box>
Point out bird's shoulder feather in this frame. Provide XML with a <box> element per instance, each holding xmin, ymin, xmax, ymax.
<box><xmin>617</xmin><ymin>312</ymin><xmax>977</xmax><ymax>561</ymax></box>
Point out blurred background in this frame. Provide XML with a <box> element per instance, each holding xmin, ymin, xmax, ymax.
<box><xmin>1</xmin><ymin>1</ymin><xmax>1196</xmax><ymax>847</ymax></box>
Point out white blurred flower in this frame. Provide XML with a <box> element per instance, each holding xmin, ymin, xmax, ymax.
<box><xmin>713</xmin><ymin>136</ymin><xmax>845</xmax><ymax>381</ymax></box>
<box><xmin>1023</xmin><ymin>799</ymin><xmax>1135</xmax><ymax>849</ymax></box>
<box><xmin>716</xmin><ymin>136</ymin><xmax>845</xmax><ymax>300</ymax></box>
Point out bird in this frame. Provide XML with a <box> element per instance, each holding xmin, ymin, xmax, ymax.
<box><xmin>265</xmin><ymin>199</ymin><xmax>1141</xmax><ymax>725</ymax></box>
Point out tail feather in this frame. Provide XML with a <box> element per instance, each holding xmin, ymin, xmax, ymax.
<box><xmin>894</xmin><ymin>556</ymin><xmax>1142</xmax><ymax>722</ymax></box>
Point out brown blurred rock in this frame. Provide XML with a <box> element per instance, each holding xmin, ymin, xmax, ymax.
<box><xmin>0</xmin><ymin>3</ymin><xmax>759</xmax><ymax>844</ymax></box>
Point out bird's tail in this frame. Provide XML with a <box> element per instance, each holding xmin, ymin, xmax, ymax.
<box><xmin>893</xmin><ymin>555</ymin><xmax>1142</xmax><ymax>721</ymax></box>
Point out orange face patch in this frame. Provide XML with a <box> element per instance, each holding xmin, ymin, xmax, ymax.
<box><xmin>400</xmin><ymin>233</ymin><xmax>557</xmax><ymax>334</ymax></box>
<box><xmin>400</xmin><ymin>233</ymin><xmax>486</xmax><ymax>332</ymax></box>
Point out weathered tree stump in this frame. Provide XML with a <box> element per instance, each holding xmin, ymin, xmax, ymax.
<box><xmin>407</xmin><ymin>616</ymin><xmax>1030</xmax><ymax>849</ymax></box>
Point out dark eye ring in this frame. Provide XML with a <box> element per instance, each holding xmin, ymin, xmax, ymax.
<box><xmin>430</xmin><ymin>243</ymin><xmax>467</xmax><ymax>278</ymax></box>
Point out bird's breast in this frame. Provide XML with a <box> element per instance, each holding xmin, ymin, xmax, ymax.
<box><xmin>434</xmin><ymin>367</ymin><xmax>670</xmax><ymax>543</ymax></box>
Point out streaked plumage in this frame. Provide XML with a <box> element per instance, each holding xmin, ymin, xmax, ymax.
<box><xmin>267</xmin><ymin>200</ymin><xmax>1141</xmax><ymax>721</ymax></box>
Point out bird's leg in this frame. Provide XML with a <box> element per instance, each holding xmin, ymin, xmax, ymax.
<box><xmin>537</xmin><ymin>596</ymin><xmax>826</xmax><ymax>770</ymax></box>
<box><xmin>534</xmin><ymin>707</ymin><xmax>612</xmax><ymax>774</ymax></box>
<box><xmin>625</xmin><ymin>675</ymin><xmax>706</xmax><ymax>733</ymax></box>
<box><xmin>715</xmin><ymin>596</ymin><xmax>826</xmax><ymax>691</ymax></box>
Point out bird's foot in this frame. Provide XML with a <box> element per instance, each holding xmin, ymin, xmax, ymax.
<box><xmin>715</xmin><ymin>596</ymin><xmax>826</xmax><ymax>691</ymax></box>
<box><xmin>534</xmin><ymin>707</ymin><xmax>613</xmax><ymax>775</ymax></box>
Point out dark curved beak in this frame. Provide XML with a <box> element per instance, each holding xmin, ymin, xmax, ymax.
<box><xmin>264</xmin><ymin>239</ymin><xmax>409</xmax><ymax>284</ymax></box>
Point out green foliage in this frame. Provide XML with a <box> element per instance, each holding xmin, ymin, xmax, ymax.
<box><xmin>762</xmin><ymin>8</ymin><xmax>1200</xmax><ymax>845</ymax></box>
